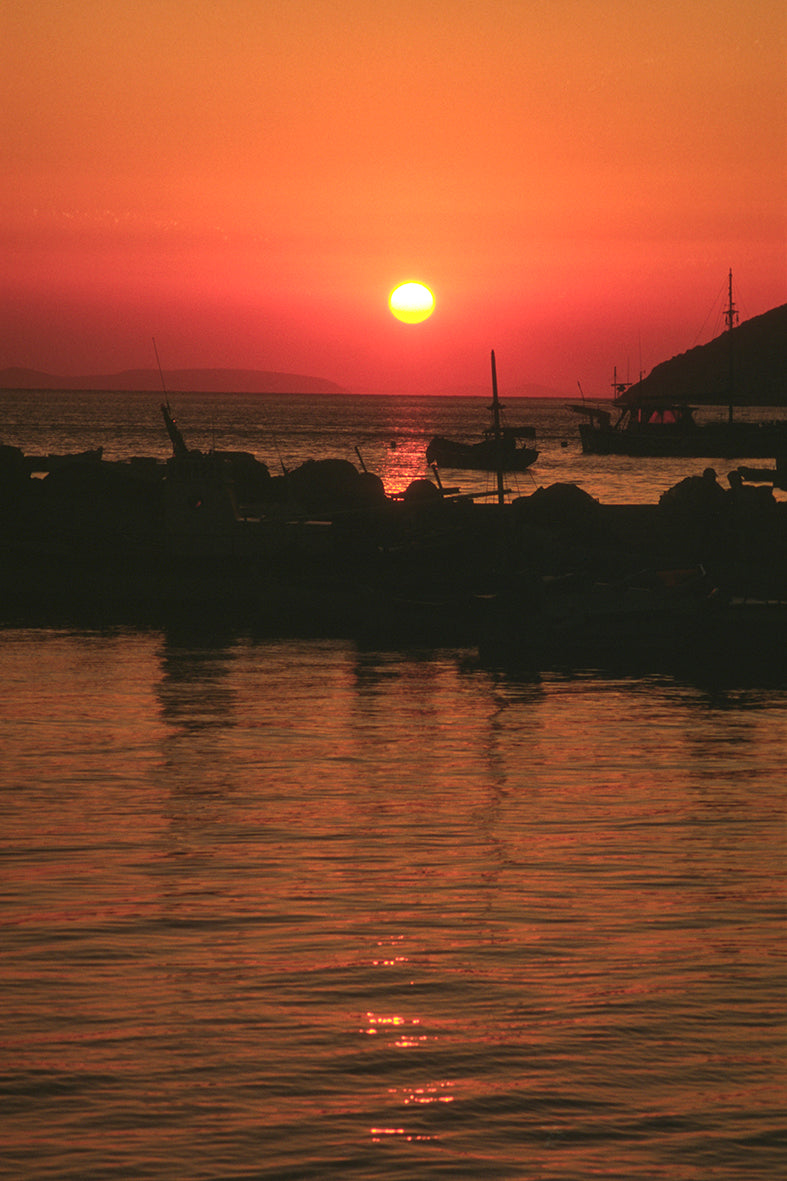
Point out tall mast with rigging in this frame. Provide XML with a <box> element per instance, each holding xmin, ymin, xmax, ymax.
<box><xmin>490</xmin><ymin>350</ymin><xmax>505</xmax><ymax>506</ymax></box>
<box><xmin>725</xmin><ymin>268</ymin><xmax>739</xmax><ymax>424</ymax></box>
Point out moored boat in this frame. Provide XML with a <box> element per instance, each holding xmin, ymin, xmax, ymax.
<box><xmin>426</xmin><ymin>428</ymin><xmax>538</xmax><ymax>472</ymax></box>
<box><xmin>570</xmin><ymin>273</ymin><xmax>787</xmax><ymax>458</ymax></box>
<box><xmin>426</xmin><ymin>351</ymin><xmax>538</xmax><ymax>475</ymax></box>
<box><xmin>570</xmin><ymin>399</ymin><xmax>787</xmax><ymax>458</ymax></box>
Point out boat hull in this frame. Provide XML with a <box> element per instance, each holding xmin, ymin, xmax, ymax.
<box><xmin>426</xmin><ymin>435</ymin><xmax>538</xmax><ymax>472</ymax></box>
<box><xmin>578</xmin><ymin>421</ymin><xmax>787</xmax><ymax>459</ymax></box>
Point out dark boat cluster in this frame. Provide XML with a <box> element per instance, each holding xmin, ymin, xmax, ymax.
<box><xmin>3</xmin><ymin>389</ymin><xmax>787</xmax><ymax>673</ymax></box>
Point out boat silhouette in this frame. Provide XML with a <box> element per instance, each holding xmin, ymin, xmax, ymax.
<box><xmin>426</xmin><ymin>351</ymin><xmax>538</xmax><ymax>477</ymax></box>
<box><xmin>570</xmin><ymin>273</ymin><xmax>787</xmax><ymax>458</ymax></box>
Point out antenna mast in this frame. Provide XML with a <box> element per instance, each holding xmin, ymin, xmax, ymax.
<box><xmin>725</xmin><ymin>269</ymin><xmax>738</xmax><ymax>424</ymax></box>
<box><xmin>152</xmin><ymin>337</ymin><xmax>170</xmax><ymax>412</ymax></box>
<box><xmin>490</xmin><ymin>350</ymin><xmax>505</xmax><ymax>506</ymax></box>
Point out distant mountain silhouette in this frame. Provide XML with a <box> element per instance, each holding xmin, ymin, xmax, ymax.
<box><xmin>618</xmin><ymin>303</ymin><xmax>786</xmax><ymax>407</ymax></box>
<box><xmin>0</xmin><ymin>367</ymin><xmax>349</xmax><ymax>395</ymax></box>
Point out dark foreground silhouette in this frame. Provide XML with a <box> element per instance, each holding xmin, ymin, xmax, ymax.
<box><xmin>2</xmin><ymin>428</ymin><xmax>787</xmax><ymax>671</ymax></box>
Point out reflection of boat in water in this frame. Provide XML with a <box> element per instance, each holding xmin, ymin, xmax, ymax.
<box><xmin>426</xmin><ymin>351</ymin><xmax>538</xmax><ymax>475</ymax></box>
<box><xmin>570</xmin><ymin>273</ymin><xmax>787</xmax><ymax>458</ymax></box>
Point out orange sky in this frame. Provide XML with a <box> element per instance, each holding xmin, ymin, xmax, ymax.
<box><xmin>3</xmin><ymin>0</ymin><xmax>785</xmax><ymax>394</ymax></box>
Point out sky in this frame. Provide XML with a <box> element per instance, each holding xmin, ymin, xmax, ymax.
<box><xmin>3</xmin><ymin>0</ymin><xmax>785</xmax><ymax>395</ymax></box>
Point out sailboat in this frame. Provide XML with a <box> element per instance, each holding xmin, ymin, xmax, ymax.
<box><xmin>426</xmin><ymin>351</ymin><xmax>539</xmax><ymax>475</ymax></box>
<box><xmin>569</xmin><ymin>272</ymin><xmax>787</xmax><ymax>458</ymax></box>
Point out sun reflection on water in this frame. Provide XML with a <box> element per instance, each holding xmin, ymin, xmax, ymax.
<box><xmin>398</xmin><ymin>1083</ymin><xmax>456</xmax><ymax>1106</ymax></box>
<box><xmin>2</xmin><ymin>626</ymin><xmax>785</xmax><ymax>1178</ymax></box>
<box><xmin>362</xmin><ymin>1012</ymin><xmax>425</xmax><ymax>1049</ymax></box>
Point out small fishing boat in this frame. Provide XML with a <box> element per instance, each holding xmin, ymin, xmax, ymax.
<box><xmin>426</xmin><ymin>352</ymin><xmax>538</xmax><ymax>474</ymax></box>
<box><xmin>570</xmin><ymin>396</ymin><xmax>787</xmax><ymax>459</ymax></box>
<box><xmin>426</xmin><ymin>427</ymin><xmax>538</xmax><ymax>472</ymax></box>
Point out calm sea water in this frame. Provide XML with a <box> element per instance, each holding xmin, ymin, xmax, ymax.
<box><xmin>1</xmin><ymin>391</ymin><xmax>785</xmax><ymax>1179</ymax></box>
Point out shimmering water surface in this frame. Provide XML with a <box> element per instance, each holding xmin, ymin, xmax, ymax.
<box><xmin>4</xmin><ymin>386</ymin><xmax>785</xmax><ymax>503</ymax></box>
<box><xmin>1</xmin><ymin>393</ymin><xmax>785</xmax><ymax>1179</ymax></box>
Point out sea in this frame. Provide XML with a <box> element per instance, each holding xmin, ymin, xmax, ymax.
<box><xmin>1</xmin><ymin>389</ymin><xmax>785</xmax><ymax>1180</ymax></box>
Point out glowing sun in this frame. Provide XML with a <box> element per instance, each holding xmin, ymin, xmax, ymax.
<box><xmin>389</xmin><ymin>281</ymin><xmax>435</xmax><ymax>323</ymax></box>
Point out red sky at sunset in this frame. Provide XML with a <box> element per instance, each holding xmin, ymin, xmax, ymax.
<box><xmin>3</xmin><ymin>1</ymin><xmax>785</xmax><ymax>395</ymax></box>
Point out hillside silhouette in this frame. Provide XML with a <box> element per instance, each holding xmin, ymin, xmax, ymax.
<box><xmin>618</xmin><ymin>303</ymin><xmax>786</xmax><ymax>406</ymax></box>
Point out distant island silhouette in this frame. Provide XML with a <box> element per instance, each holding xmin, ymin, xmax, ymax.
<box><xmin>0</xmin><ymin>366</ymin><xmax>566</xmax><ymax>398</ymax></box>
<box><xmin>3</xmin><ymin>300</ymin><xmax>784</xmax><ymax>400</ymax></box>
<box><xmin>0</xmin><ymin>367</ymin><xmax>350</xmax><ymax>395</ymax></box>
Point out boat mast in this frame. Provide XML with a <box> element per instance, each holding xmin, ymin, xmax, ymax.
<box><xmin>725</xmin><ymin>268</ymin><xmax>738</xmax><ymax>424</ymax></box>
<box><xmin>611</xmin><ymin>366</ymin><xmax>630</xmax><ymax>400</ymax></box>
<box><xmin>490</xmin><ymin>349</ymin><xmax>505</xmax><ymax>505</ymax></box>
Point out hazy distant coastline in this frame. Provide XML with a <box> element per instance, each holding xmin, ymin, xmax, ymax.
<box><xmin>4</xmin><ymin>298</ymin><xmax>783</xmax><ymax>401</ymax></box>
<box><xmin>0</xmin><ymin>367</ymin><xmax>570</xmax><ymax>399</ymax></box>
<box><xmin>0</xmin><ymin>367</ymin><xmax>350</xmax><ymax>395</ymax></box>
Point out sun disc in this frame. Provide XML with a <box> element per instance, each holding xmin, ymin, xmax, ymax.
<box><xmin>389</xmin><ymin>281</ymin><xmax>435</xmax><ymax>323</ymax></box>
